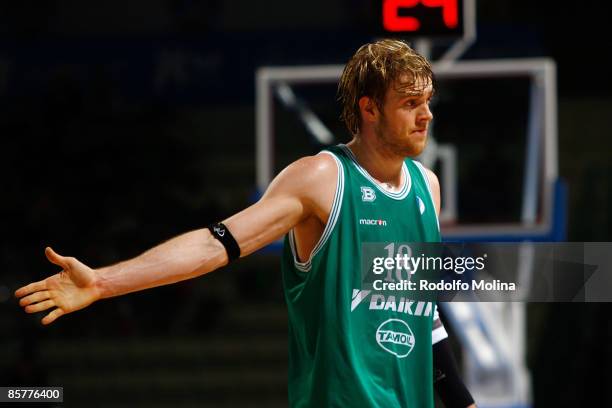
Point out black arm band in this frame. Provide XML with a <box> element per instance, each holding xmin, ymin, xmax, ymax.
<box><xmin>433</xmin><ymin>338</ymin><xmax>475</xmax><ymax>408</ymax></box>
<box><xmin>207</xmin><ymin>222</ymin><xmax>241</xmax><ymax>262</ymax></box>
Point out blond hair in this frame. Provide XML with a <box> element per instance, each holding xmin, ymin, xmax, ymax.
<box><xmin>337</xmin><ymin>39</ymin><xmax>434</xmax><ymax>136</ymax></box>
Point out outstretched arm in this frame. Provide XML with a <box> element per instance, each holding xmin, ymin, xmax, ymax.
<box><xmin>15</xmin><ymin>154</ymin><xmax>337</xmax><ymax>325</ymax></box>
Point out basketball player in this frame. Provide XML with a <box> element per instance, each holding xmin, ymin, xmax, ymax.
<box><xmin>16</xmin><ymin>39</ymin><xmax>475</xmax><ymax>407</ymax></box>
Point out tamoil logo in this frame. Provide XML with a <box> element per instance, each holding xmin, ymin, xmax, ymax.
<box><xmin>376</xmin><ymin>319</ymin><xmax>415</xmax><ymax>358</ymax></box>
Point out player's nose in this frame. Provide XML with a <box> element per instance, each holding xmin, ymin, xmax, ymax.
<box><xmin>418</xmin><ymin>103</ymin><xmax>433</xmax><ymax>122</ymax></box>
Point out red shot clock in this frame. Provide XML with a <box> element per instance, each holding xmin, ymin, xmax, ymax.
<box><xmin>381</xmin><ymin>0</ymin><xmax>464</xmax><ymax>37</ymax></box>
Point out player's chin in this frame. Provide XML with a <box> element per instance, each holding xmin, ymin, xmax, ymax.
<box><xmin>403</xmin><ymin>137</ymin><xmax>427</xmax><ymax>157</ymax></box>
<box><xmin>397</xmin><ymin>145</ymin><xmax>424</xmax><ymax>158</ymax></box>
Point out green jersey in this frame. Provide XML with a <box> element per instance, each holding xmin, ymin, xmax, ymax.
<box><xmin>282</xmin><ymin>144</ymin><xmax>443</xmax><ymax>407</ymax></box>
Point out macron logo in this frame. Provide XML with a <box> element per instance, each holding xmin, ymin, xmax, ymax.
<box><xmin>359</xmin><ymin>218</ymin><xmax>387</xmax><ymax>226</ymax></box>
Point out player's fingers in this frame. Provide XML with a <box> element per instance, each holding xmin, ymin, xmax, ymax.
<box><xmin>25</xmin><ymin>299</ymin><xmax>55</xmax><ymax>314</ymax></box>
<box><xmin>14</xmin><ymin>280</ymin><xmax>47</xmax><ymax>298</ymax></box>
<box><xmin>45</xmin><ymin>247</ymin><xmax>69</xmax><ymax>270</ymax></box>
<box><xmin>19</xmin><ymin>291</ymin><xmax>51</xmax><ymax>307</ymax></box>
<box><xmin>42</xmin><ymin>308</ymin><xmax>65</xmax><ymax>325</ymax></box>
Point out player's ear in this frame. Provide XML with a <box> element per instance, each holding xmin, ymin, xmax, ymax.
<box><xmin>358</xmin><ymin>96</ymin><xmax>379</xmax><ymax>124</ymax></box>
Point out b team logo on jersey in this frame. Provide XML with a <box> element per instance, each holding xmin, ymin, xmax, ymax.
<box><xmin>376</xmin><ymin>319</ymin><xmax>415</xmax><ymax>358</ymax></box>
<box><xmin>360</xmin><ymin>186</ymin><xmax>376</xmax><ymax>202</ymax></box>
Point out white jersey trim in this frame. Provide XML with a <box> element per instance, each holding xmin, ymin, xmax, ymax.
<box><xmin>339</xmin><ymin>144</ymin><xmax>412</xmax><ymax>200</ymax></box>
<box><xmin>289</xmin><ymin>150</ymin><xmax>345</xmax><ymax>272</ymax></box>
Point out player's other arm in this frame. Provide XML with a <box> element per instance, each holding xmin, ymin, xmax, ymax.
<box><xmin>15</xmin><ymin>154</ymin><xmax>336</xmax><ymax>325</ymax></box>
<box><xmin>423</xmin><ymin>167</ymin><xmax>441</xmax><ymax>216</ymax></box>
<box><xmin>426</xmin><ymin>169</ymin><xmax>476</xmax><ymax>407</ymax></box>
<box><xmin>434</xmin><ymin>337</ymin><xmax>477</xmax><ymax>408</ymax></box>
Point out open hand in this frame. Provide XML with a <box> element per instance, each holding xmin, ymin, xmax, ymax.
<box><xmin>15</xmin><ymin>247</ymin><xmax>101</xmax><ymax>325</ymax></box>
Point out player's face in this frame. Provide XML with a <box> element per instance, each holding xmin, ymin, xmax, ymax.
<box><xmin>374</xmin><ymin>76</ymin><xmax>434</xmax><ymax>157</ymax></box>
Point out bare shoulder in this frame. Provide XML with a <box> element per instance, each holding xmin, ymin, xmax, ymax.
<box><xmin>261</xmin><ymin>152</ymin><xmax>339</xmax><ymax>224</ymax></box>
<box><xmin>422</xmin><ymin>166</ymin><xmax>440</xmax><ymax>191</ymax></box>
<box><xmin>223</xmin><ymin>153</ymin><xmax>339</xmax><ymax>256</ymax></box>
<box><xmin>420</xmin><ymin>165</ymin><xmax>441</xmax><ymax>216</ymax></box>
<box><xmin>266</xmin><ymin>153</ymin><xmax>338</xmax><ymax>197</ymax></box>
<box><xmin>282</xmin><ymin>153</ymin><xmax>337</xmax><ymax>179</ymax></box>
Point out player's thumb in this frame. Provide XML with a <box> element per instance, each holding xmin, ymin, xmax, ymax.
<box><xmin>45</xmin><ymin>247</ymin><xmax>70</xmax><ymax>270</ymax></box>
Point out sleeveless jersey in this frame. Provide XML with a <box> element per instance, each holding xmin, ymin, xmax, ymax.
<box><xmin>282</xmin><ymin>144</ymin><xmax>442</xmax><ymax>407</ymax></box>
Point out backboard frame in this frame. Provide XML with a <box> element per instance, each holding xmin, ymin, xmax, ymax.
<box><xmin>255</xmin><ymin>58</ymin><xmax>559</xmax><ymax>242</ymax></box>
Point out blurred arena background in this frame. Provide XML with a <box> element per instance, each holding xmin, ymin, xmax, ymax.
<box><xmin>1</xmin><ymin>1</ymin><xmax>611</xmax><ymax>407</ymax></box>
